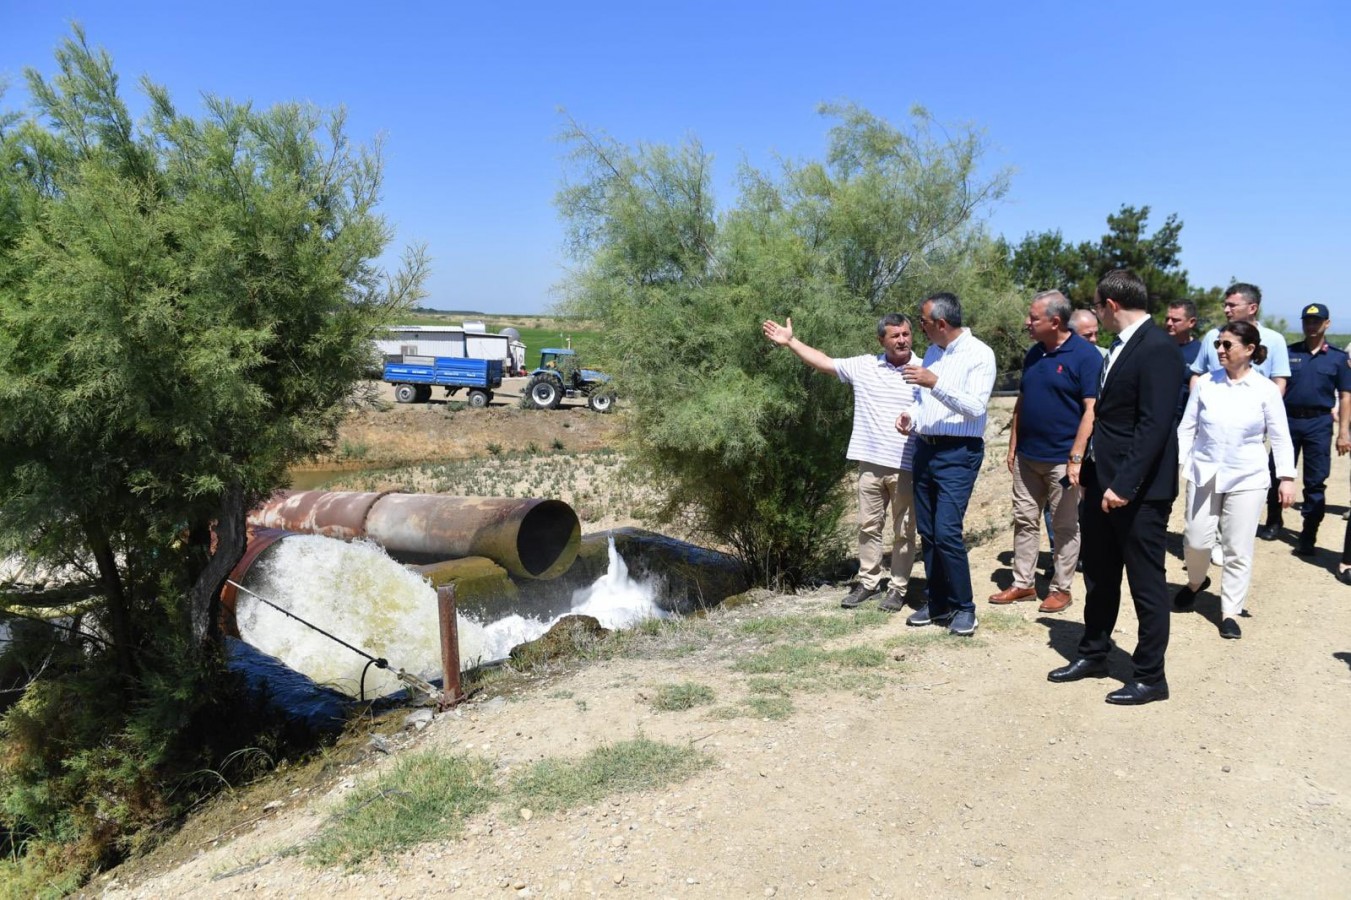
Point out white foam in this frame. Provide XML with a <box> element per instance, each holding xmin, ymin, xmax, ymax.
<box><xmin>235</xmin><ymin>535</ymin><xmax>491</xmax><ymax>698</ymax></box>
<box><xmin>235</xmin><ymin>533</ymin><xmax>664</xmax><ymax>698</ymax></box>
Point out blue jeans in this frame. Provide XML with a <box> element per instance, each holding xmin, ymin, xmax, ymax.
<box><xmin>912</xmin><ymin>436</ymin><xmax>985</xmax><ymax>616</ymax></box>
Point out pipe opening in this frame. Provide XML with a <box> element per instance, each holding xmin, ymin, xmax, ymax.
<box><xmin>516</xmin><ymin>500</ymin><xmax>581</xmax><ymax>577</ymax></box>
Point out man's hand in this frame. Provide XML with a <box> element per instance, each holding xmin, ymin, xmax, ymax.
<box><xmin>1066</xmin><ymin>461</ymin><xmax>1082</xmax><ymax>487</ymax></box>
<box><xmin>1338</xmin><ymin>432</ymin><xmax>1351</xmax><ymax>456</ymax></box>
<box><xmin>1101</xmin><ymin>487</ymin><xmax>1129</xmax><ymax>512</ymax></box>
<box><xmin>901</xmin><ymin>365</ymin><xmax>937</xmax><ymax>389</ymax></box>
<box><xmin>762</xmin><ymin>317</ymin><xmax>793</xmax><ymax>347</ymax></box>
<box><xmin>896</xmin><ymin>412</ymin><xmax>913</xmax><ymax>435</ymax></box>
<box><xmin>1278</xmin><ymin>480</ymin><xmax>1296</xmax><ymax>508</ymax></box>
<box><xmin>1006</xmin><ymin>447</ymin><xmax>1017</xmax><ymax>473</ymax></box>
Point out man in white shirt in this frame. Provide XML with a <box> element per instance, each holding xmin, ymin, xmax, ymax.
<box><xmin>762</xmin><ymin>313</ymin><xmax>918</xmax><ymax>610</ymax></box>
<box><xmin>895</xmin><ymin>293</ymin><xmax>997</xmax><ymax>637</ymax></box>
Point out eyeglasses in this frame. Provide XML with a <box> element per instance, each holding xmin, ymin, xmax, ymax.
<box><xmin>1213</xmin><ymin>339</ymin><xmax>1246</xmax><ymax>350</ymax></box>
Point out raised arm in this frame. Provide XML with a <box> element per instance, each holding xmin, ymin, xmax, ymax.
<box><xmin>762</xmin><ymin>317</ymin><xmax>837</xmax><ymax>377</ymax></box>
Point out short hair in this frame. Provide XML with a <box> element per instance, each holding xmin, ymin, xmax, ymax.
<box><xmin>1225</xmin><ymin>282</ymin><xmax>1262</xmax><ymax>307</ymax></box>
<box><xmin>1096</xmin><ymin>269</ymin><xmax>1148</xmax><ymax>311</ymax></box>
<box><xmin>1221</xmin><ymin>320</ymin><xmax>1268</xmax><ymax>365</ymax></box>
<box><xmin>924</xmin><ymin>292</ymin><xmax>963</xmax><ymax>328</ymax></box>
<box><xmin>1032</xmin><ymin>290</ymin><xmax>1073</xmax><ymax>329</ymax></box>
<box><xmin>1069</xmin><ymin>309</ymin><xmax>1099</xmax><ymax>330</ymax></box>
<box><xmin>877</xmin><ymin>312</ymin><xmax>913</xmax><ymax>338</ymax></box>
<box><xmin>1168</xmin><ymin>299</ymin><xmax>1199</xmax><ymax>321</ymax></box>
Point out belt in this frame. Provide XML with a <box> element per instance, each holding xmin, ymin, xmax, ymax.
<box><xmin>915</xmin><ymin>433</ymin><xmax>982</xmax><ymax>447</ymax></box>
<box><xmin>1286</xmin><ymin>405</ymin><xmax>1332</xmax><ymax>419</ymax></box>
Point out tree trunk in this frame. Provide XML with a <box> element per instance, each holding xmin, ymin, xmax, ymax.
<box><xmin>85</xmin><ymin>522</ymin><xmax>136</xmax><ymax>679</ymax></box>
<box><xmin>189</xmin><ymin>480</ymin><xmax>249</xmax><ymax>645</ymax></box>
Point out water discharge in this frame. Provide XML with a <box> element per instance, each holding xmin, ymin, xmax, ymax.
<box><xmin>234</xmin><ymin>533</ymin><xmax>664</xmax><ymax>699</ymax></box>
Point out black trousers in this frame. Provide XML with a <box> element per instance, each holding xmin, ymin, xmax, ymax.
<box><xmin>1077</xmin><ymin>463</ymin><xmax>1173</xmax><ymax>685</ymax></box>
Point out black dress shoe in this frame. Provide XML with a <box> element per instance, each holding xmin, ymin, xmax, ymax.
<box><xmin>1256</xmin><ymin>524</ymin><xmax>1280</xmax><ymax>541</ymax></box>
<box><xmin>1220</xmin><ymin>617</ymin><xmax>1242</xmax><ymax>639</ymax></box>
<box><xmin>1337</xmin><ymin>568</ymin><xmax>1351</xmax><ymax>586</ymax></box>
<box><xmin>1292</xmin><ymin>538</ymin><xmax>1316</xmax><ymax>557</ymax></box>
<box><xmin>1047</xmin><ymin>658</ymin><xmax>1110</xmax><ymax>683</ymax></box>
<box><xmin>1173</xmin><ymin>576</ymin><xmax>1211</xmax><ymax>610</ymax></box>
<box><xmin>1105</xmin><ymin>681</ymin><xmax>1169</xmax><ymax>705</ymax></box>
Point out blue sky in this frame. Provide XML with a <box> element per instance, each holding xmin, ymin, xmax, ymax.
<box><xmin>3</xmin><ymin>0</ymin><xmax>1348</xmax><ymax>325</ymax></box>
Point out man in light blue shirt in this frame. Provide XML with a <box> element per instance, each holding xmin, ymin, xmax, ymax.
<box><xmin>1189</xmin><ymin>283</ymin><xmax>1289</xmax><ymax>392</ymax></box>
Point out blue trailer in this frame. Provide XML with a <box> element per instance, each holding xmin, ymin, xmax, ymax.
<box><xmin>383</xmin><ymin>356</ymin><xmax>504</xmax><ymax>407</ymax></box>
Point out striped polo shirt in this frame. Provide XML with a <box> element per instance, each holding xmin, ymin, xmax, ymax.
<box><xmin>834</xmin><ymin>354</ymin><xmax>918</xmax><ymax>471</ymax></box>
<box><xmin>910</xmin><ymin>329</ymin><xmax>997</xmax><ymax>438</ymax></box>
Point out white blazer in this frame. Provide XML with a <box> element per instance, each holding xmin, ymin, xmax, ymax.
<box><xmin>1177</xmin><ymin>368</ymin><xmax>1296</xmax><ymax>494</ymax></box>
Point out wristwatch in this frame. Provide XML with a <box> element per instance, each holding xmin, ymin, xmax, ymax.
<box><xmin>1068</xmin><ymin>453</ymin><xmax>1084</xmax><ymax>464</ymax></box>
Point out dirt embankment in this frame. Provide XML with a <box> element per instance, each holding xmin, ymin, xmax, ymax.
<box><xmin>89</xmin><ymin>398</ymin><xmax>1351</xmax><ymax>898</ymax></box>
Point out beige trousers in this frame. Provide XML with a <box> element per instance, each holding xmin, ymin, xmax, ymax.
<box><xmin>1182</xmin><ymin>478</ymin><xmax>1264</xmax><ymax>618</ymax></box>
<box><xmin>1010</xmin><ymin>455</ymin><xmax>1081</xmax><ymax>593</ymax></box>
<box><xmin>856</xmin><ymin>462</ymin><xmax>917</xmax><ymax>591</ymax></box>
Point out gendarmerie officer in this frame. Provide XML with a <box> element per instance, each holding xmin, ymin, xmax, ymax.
<box><xmin>1258</xmin><ymin>303</ymin><xmax>1351</xmax><ymax>555</ymax></box>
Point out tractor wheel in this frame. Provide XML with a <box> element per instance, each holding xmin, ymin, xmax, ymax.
<box><xmin>394</xmin><ymin>384</ymin><xmax>417</xmax><ymax>404</ymax></box>
<box><xmin>414</xmin><ymin>385</ymin><xmax>433</xmax><ymax>403</ymax></box>
<box><xmin>587</xmin><ymin>392</ymin><xmax>616</xmax><ymax>413</ymax></box>
<box><xmin>467</xmin><ymin>389</ymin><xmax>490</xmax><ymax>409</ymax></box>
<box><xmin>527</xmin><ymin>375</ymin><xmax>563</xmax><ymax>410</ymax></box>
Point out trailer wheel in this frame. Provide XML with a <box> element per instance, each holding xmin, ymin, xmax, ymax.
<box><xmin>526</xmin><ymin>375</ymin><xmax>563</xmax><ymax>410</ymax></box>
<box><xmin>394</xmin><ymin>384</ymin><xmax>417</xmax><ymax>404</ymax></box>
<box><xmin>467</xmin><ymin>389</ymin><xmax>490</xmax><ymax>408</ymax></box>
<box><xmin>587</xmin><ymin>392</ymin><xmax>615</xmax><ymax>413</ymax></box>
<box><xmin>414</xmin><ymin>385</ymin><xmax>433</xmax><ymax>403</ymax></box>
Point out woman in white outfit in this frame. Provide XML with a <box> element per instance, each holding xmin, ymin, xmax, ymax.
<box><xmin>1175</xmin><ymin>321</ymin><xmax>1295</xmax><ymax>639</ymax></box>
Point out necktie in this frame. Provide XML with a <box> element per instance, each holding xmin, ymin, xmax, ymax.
<box><xmin>1101</xmin><ymin>337</ymin><xmax>1124</xmax><ymax>388</ymax></box>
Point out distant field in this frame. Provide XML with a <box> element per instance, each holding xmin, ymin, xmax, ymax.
<box><xmin>389</xmin><ymin>310</ymin><xmax>605</xmax><ymax>365</ymax></box>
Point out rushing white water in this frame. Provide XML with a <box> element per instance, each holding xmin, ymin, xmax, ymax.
<box><xmin>236</xmin><ymin>536</ymin><xmax>489</xmax><ymax>698</ymax></box>
<box><xmin>234</xmin><ymin>534</ymin><xmax>665</xmax><ymax>699</ymax></box>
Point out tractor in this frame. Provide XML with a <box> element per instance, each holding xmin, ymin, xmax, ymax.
<box><xmin>523</xmin><ymin>348</ymin><xmax>615</xmax><ymax>412</ymax></box>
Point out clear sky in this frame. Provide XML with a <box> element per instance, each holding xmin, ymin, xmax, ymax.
<box><xmin>3</xmin><ymin>0</ymin><xmax>1348</xmax><ymax>325</ymax></box>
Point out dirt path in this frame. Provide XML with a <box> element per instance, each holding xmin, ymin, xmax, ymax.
<box><xmin>91</xmin><ymin>413</ymin><xmax>1351</xmax><ymax>898</ymax></box>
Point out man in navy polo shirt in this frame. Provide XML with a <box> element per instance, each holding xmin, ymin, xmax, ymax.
<box><xmin>989</xmin><ymin>290</ymin><xmax>1103</xmax><ymax>613</ymax></box>
<box><xmin>1165</xmin><ymin>299</ymin><xmax>1202</xmax><ymax>422</ymax></box>
<box><xmin>1258</xmin><ymin>303</ymin><xmax>1351</xmax><ymax>555</ymax></box>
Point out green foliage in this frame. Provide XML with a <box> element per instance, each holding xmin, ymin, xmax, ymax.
<box><xmin>0</xmin><ymin>27</ymin><xmax>424</xmax><ymax>879</ymax></box>
<box><xmin>1005</xmin><ymin>204</ymin><xmax>1205</xmax><ymax>316</ymax></box>
<box><xmin>556</xmin><ymin>104</ymin><xmax>1012</xmax><ymax>586</ymax></box>
<box><xmin>306</xmin><ymin>752</ymin><xmax>498</xmax><ymax>869</ymax></box>
<box><xmin>649</xmin><ymin>681</ymin><xmax>716</xmax><ymax>712</ymax></box>
<box><xmin>506</xmin><ymin>737</ymin><xmax>711</xmax><ymax>814</ymax></box>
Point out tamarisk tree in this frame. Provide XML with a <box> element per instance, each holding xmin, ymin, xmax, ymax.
<box><xmin>0</xmin><ymin>29</ymin><xmax>424</xmax><ymax>869</ymax></box>
<box><xmin>556</xmin><ymin>103</ymin><xmax>1016</xmax><ymax>587</ymax></box>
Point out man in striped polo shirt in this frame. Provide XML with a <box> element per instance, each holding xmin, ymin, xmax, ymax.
<box><xmin>896</xmin><ymin>293</ymin><xmax>998</xmax><ymax>636</ymax></box>
<box><xmin>762</xmin><ymin>313</ymin><xmax>918</xmax><ymax>610</ymax></box>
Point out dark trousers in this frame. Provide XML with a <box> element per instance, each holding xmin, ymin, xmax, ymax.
<box><xmin>1077</xmin><ymin>461</ymin><xmax>1172</xmax><ymax>685</ymax></box>
<box><xmin>1267</xmin><ymin>414</ymin><xmax>1332</xmax><ymax>534</ymax></box>
<box><xmin>912</xmin><ymin>436</ymin><xmax>984</xmax><ymax>616</ymax></box>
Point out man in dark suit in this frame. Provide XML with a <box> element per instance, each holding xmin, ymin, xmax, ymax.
<box><xmin>1049</xmin><ymin>269</ymin><xmax>1182</xmax><ymax>705</ymax></box>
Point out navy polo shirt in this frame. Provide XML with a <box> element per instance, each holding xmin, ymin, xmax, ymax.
<box><xmin>1175</xmin><ymin>339</ymin><xmax>1202</xmax><ymax>420</ymax></box>
<box><xmin>1285</xmin><ymin>341</ymin><xmax>1351</xmax><ymax>409</ymax></box>
<box><xmin>1017</xmin><ymin>332</ymin><xmax>1104</xmax><ymax>462</ymax></box>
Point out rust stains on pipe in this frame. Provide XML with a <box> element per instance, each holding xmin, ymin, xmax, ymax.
<box><xmin>249</xmin><ymin>491</ymin><xmax>581</xmax><ymax>580</ymax></box>
<box><xmin>220</xmin><ymin>527</ymin><xmax>291</xmax><ymax>637</ymax></box>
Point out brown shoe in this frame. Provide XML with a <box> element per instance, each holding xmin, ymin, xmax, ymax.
<box><xmin>1039</xmin><ymin>591</ymin><xmax>1073</xmax><ymax>613</ymax></box>
<box><xmin>988</xmin><ymin>586</ymin><xmax>1037</xmax><ymax>604</ymax></box>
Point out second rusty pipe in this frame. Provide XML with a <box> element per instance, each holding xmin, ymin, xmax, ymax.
<box><xmin>248</xmin><ymin>491</ymin><xmax>581</xmax><ymax>580</ymax></box>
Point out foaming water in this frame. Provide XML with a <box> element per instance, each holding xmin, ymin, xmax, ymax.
<box><xmin>468</xmin><ymin>535</ymin><xmax>667</xmax><ymax>661</ymax></box>
<box><xmin>235</xmin><ymin>534</ymin><xmax>664</xmax><ymax>698</ymax></box>
<box><xmin>236</xmin><ymin>535</ymin><xmax>491</xmax><ymax>698</ymax></box>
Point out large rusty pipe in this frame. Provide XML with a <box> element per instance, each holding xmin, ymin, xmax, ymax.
<box><xmin>248</xmin><ymin>491</ymin><xmax>581</xmax><ymax>580</ymax></box>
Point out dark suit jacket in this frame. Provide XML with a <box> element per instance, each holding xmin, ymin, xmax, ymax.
<box><xmin>1091</xmin><ymin>318</ymin><xmax>1183</xmax><ymax>503</ymax></box>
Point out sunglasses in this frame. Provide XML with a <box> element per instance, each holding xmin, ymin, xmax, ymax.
<box><xmin>1213</xmin><ymin>339</ymin><xmax>1247</xmax><ymax>350</ymax></box>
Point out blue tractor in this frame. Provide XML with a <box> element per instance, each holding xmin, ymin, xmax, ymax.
<box><xmin>524</xmin><ymin>348</ymin><xmax>615</xmax><ymax>412</ymax></box>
